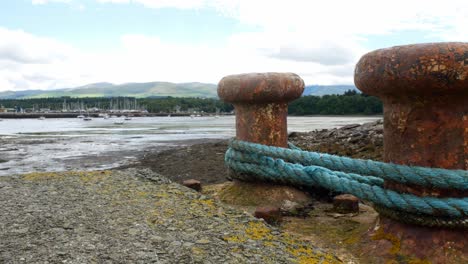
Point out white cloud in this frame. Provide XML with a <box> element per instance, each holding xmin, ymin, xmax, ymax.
<box><xmin>32</xmin><ymin>0</ymin><xmax>71</xmax><ymax>5</ymax></box>
<box><xmin>93</xmin><ymin>0</ymin><xmax>468</xmax><ymax>38</ymax></box>
<box><xmin>6</xmin><ymin>0</ymin><xmax>468</xmax><ymax>92</ymax></box>
<box><xmin>0</xmin><ymin>28</ymin><xmax>73</xmax><ymax>64</ymax></box>
<box><xmin>92</xmin><ymin>0</ymin><xmax>468</xmax><ymax>82</ymax></box>
<box><xmin>0</xmin><ymin>27</ymin><xmax>356</xmax><ymax>91</ymax></box>
<box><xmin>96</xmin><ymin>0</ymin><xmax>208</xmax><ymax>9</ymax></box>
<box><xmin>227</xmin><ymin>32</ymin><xmax>365</xmax><ymax>66</ymax></box>
<box><xmin>0</xmin><ymin>28</ymin><xmax>87</xmax><ymax>91</ymax></box>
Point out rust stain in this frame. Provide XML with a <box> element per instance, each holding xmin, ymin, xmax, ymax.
<box><xmin>464</xmin><ymin>115</ymin><xmax>468</xmax><ymax>168</ymax></box>
<box><xmin>355</xmin><ymin>43</ymin><xmax>468</xmax><ymax>170</ymax></box>
<box><xmin>355</xmin><ymin>43</ymin><xmax>468</xmax><ymax>261</ymax></box>
<box><xmin>218</xmin><ymin>72</ymin><xmax>304</xmax><ymax>105</ymax></box>
<box><xmin>218</xmin><ymin>72</ymin><xmax>304</xmax><ymax>148</ymax></box>
<box><xmin>355</xmin><ymin>42</ymin><xmax>468</xmax><ymax>97</ymax></box>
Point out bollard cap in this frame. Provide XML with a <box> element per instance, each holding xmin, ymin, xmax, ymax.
<box><xmin>354</xmin><ymin>42</ymin><xmax>468</xmax><ymax>97</ymax></box>
<box><xmin>217</xmin><ymin>72</ymin><xmax>305</xmax><ymax>104</ymax></box>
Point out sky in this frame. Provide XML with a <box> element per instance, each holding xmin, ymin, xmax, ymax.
<box><xmin>0</xmin><ymin>0</ymin><xmax>468</xmax><ymax>91</ymax></box>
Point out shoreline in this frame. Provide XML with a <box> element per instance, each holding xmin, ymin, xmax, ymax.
<box><xmin>0</xmin><ymin>137</ymin><xmax>229</xmax><ymax>177</ymax></box>
<box><xmin>123</xmin><ymin>119</ymin><xmax>384</xmax><ymax>185</ymax></box>
<box><xmin>0</xmin><ymin>120</ymin><xmax>393</xmax><ymax>263</ymax></box>
<box><xmin>0</xmin><ymin>116</ymin><xmax>381</xmax><ymax>176</ymax></box>
<box><xmin>0</xmin><ymin>113</ymin><xmax>225</xmax><ymax>119</ymax></box>
<box><xmin>0</xmin><ymin>113</ymin><xmax>381</xmax><ymax>119</ymax></box>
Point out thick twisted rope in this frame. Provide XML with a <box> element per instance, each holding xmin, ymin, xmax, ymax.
<box><xmin>229</xmin><ymin>140</ymin><xmax>468</xmax><ymax>190</ymax></box>
<box><xmin>225</xmin><ymin>140</ymin><xmax>468</xmax><ymax>227</ymax></box>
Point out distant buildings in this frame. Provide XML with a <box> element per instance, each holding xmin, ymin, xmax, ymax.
<box><xmin>0</xmin><ymin>105</ymin><xmax>16</xmax><ymax>113</ymax></box>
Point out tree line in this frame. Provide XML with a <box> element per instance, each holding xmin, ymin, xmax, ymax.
<box><xmin>0</xmin><ymin>91</ymin><xmax>382</xmax><ymax>115</ymax></box>
<box><xmin>288</xmin><ymin>90</ymin><xmax>382</xmax><ymax>115</ymax></box>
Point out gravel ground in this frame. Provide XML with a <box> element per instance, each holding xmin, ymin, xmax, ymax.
<box><xmin>0</xmin><ymin>168</ymin><xmax>339</xmax><ymax>263</ymax></box>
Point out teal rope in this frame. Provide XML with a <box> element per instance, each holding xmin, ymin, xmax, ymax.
<box><xmin>225</xmin><ymin>140</ymin><xmax>468</xmax><ymax>220</ymax></box>
<box><xmin>230</xmin><ymin>140</ymin><xmax>468</xmax><ymax>190</ymax></box>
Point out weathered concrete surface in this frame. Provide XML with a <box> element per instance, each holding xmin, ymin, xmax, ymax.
<box><xmin>0</xmin><ymin>169</ymin><xmax>339</xmax><ymax>263</ymax></box>
<box><xmin>355</xmin><ymin>42</ymin><xmax>468</xmax><ymax>263</ymax></box>
<box><xmin>204</xmin><ymin>182</ymin><xmax>379</xmax><ymax>264</ymax></box>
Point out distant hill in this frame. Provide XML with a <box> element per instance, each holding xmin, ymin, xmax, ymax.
<box><xmin>0</xmin><ymin>82</ymin><xmax>218</xmax><ymax>99</ymax></box>
<box><xmin>0</xmin><ymin>82</ymin><xmax>359</xmax><ymax>99</ymax></box>
<box><xmin>303</xmin><ymin>85</ymin><xmax>359</xmax><ymax>96</ymax></box>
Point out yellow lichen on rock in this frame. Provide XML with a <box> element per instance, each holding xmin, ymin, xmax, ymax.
<box><xmin>223</xmin><ymin>234</ymin><xmax>247</xmax><ymax>243</ymax></box>
<box><xmin>245</xmin><ymin>221</ymin><xmax>273</xmax><ymax>240</ymax></box>
<box><xmin>217</xmin><ymin>181</ymin><xmax>312</xmax><ymax>207</ymax></box>
<box><xmin>222</xmin><ymin>220</ymin><xmax>340</xmax><ymax>263</ymax></box>
<box><xmin>194</xmin><ymin>199</ymin><xmax>216</xmax><ymax>211</ymax></box>
<box><xmin>371</xmin><ymin>226</ymin><xmax>401</xmax><ymax>255</ymax></box>
<box><xmin>22</xmin><ymin>172</ymin><xmax>64</xmax><ymax>181</ymax></box>
<box><xmin>78</xmin><ymin>170</ymin><xmax>111</xmax><ymax>183</ymax></box>
<box><xmin>21</xmin><ymin>170</ymin><xmax>112</xmax><ymax>182</ymax></box>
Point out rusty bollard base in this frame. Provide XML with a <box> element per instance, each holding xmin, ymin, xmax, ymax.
<box><xmin>355</xmin><ymin>42</ymin><xmax>468</xmax><ymax>170</ymax></box>
<box><xmin>355</xmin><ymin>42</ymin><xmax>468</xmax><ymax>263</ymax></box>
<box><xmin>218</xmin><ymin>72</ymin><xmax>304</xmax><ymax>147</ymax></box>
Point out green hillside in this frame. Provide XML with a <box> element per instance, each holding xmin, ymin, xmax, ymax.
<box><xmin>0</xmin><ymin>82</ymin><xmax>218</xmax><ymax>99</ymax></box>
<box><xmin>0</xmin><ymin>82</ymin><xmax>361</xmax><ymax>99</ymax></box>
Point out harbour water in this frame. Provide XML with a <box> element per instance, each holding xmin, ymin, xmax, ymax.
<box><xmin>0</xmin><ymin>116</ymin><xmax>380</xmax><ymax>176</ymax></box>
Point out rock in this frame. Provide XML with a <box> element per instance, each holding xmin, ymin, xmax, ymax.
<box><xmin>218</xmin><ymin>180</ymin><xmax>313</xmax><ymax>207</ymax></box>
<box><xmin>323</xmin><ymin>130</ymin><xmax>336</xmax><ymax>137</ymax></box>
<box><xmin>254</xmin><ymin>206</ymin><xmax>281</xmax><ymax>224</ymax></box>
<box><xmin>333</xmin><ymin>194</ymin><xmax>359</xmax><ymax>214</ymax></box>
<box><xmin>170</xmin><ymin>241</ymin><xmax>182</xmax><ymax>247</ymax></box>
<box><xmin>182</xmin><ymin>179</ymin><xmax>202</xmax><ymax>192</ymax></box>
<box><xmin>288</xmin><ymin>119</ymin><xmax>384</xmax><ymax>161</ymax></box>
<box><xmin>195</xmin><ymin>239</ymin><xmax>210</xmax><ymax>244</ymax></box>
<box><xmin>280</xmin><ymin>200</ymin><xmax>314</xmax><ymax>217</ymax></box>
<box><xmin>280</xmin><ymin>200</ymin><xmax>299</xmax><ymax>213</ymax></box>
<box><xmin>288</xmin><ymin>132</ymin><xmax>299</xmax><ymax>138</ymax></box>
<box><xmin>373</xmin><ymin>124</ymin><xmax>384</xmax><ymax>133</ymax></box>
<box><xmin>341</xmin><ymin>124</ymin><xmax>361</xmax><ymax>130</ymax></box>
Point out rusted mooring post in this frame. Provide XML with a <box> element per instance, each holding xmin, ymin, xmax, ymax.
<box><xmin>218</xmin><ymin>72</ymin><xmax>304</xmax><ymax>147</ymax></box>
<box><xmin>355</xmin><ymin>42</ymin><xmax>467</xmax><ymax>262</ymax></box>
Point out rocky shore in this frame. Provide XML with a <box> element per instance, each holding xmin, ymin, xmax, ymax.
<box><xmin>0</xmin><ymin>120</ymin><xmax>387</xmax><ymax>263</ymax></box>
<box><xmin>289</xmin><ymin>119</ymin><xmax>383</xmax><ymax>161</ymax></box>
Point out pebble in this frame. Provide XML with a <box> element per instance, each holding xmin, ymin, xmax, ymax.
<box><xmin>182</xmin><ymin>179</ymin><xmax>202</xmax><ymax>192</ymax></box>
<box><xmin>195</xmin><ymin>239</ymin><xmax>211</xmax><ymax>244</ymax></box>
<box><xmin>254</xmin><ymin>206</ymin><xmax>282</xmax><ymax>224</ymax></box>
<box><xmin>333</xmin><ymin>194</ymin><xmax>359</xmax><ymax>214</ymax></box>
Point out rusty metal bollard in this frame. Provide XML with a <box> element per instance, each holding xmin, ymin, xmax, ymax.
<box><xmin>218</xmin><ymin>72</ymin><xmax>304</xmax><ymax>147</ymax></box>
<box><xmin>355</xmin><ymin>42</ymin><xmax>467</xmax><ymax>262</ymax></box>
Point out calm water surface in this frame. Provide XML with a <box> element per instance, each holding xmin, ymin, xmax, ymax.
<box><xmin>0</xmin><ymin>116</ymin><xmax>380</xmax><ymax>175</ymax></box>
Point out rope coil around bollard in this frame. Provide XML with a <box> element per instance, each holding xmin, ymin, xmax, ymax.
<box><xmin>225</xmin><ymin>139</ymin><xmax>468</xmax><ymax>228</ymax></box>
